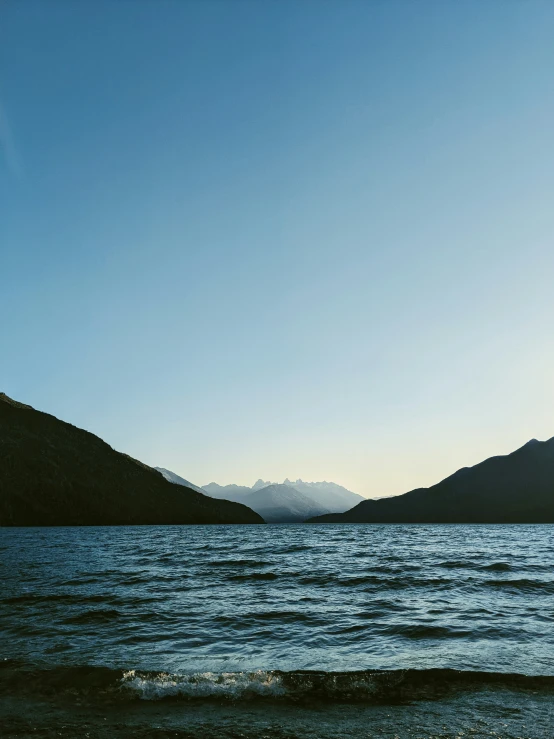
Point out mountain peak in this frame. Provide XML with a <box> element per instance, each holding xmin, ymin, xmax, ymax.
<box><xmin>252</xmin><ymin>478</ymin><xmax>271</xmax><ymax>491</ymax></box>
<box><xmin>515</xmin><ymin>438</ymin><xmax>550</xmax><ymax>455</ymax></box>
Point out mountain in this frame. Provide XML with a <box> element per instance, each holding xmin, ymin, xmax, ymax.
<box><xmin>307</xmin><ymin>438</ymin><xmax>554</xmax><ymax>524</ymax></box>
<box><xmin>202</xmin><ymin>478</ymin><xmax>363</xmax><ymax>513</ymax></box>
<box><xmin>242</xmin><ymin>484</ymin><xmax>330</xmax><ymax>523</ymax></box>
<box><xmin>0</xmin><ymin>393</ymin><xmax>263</xmax><ymax>526</ymax></box>
<box><xmin>201</xmin><ymin>480</ymin><xmax>330</xmax><ymax>521</ymax></box>
<box><xmin>281</xmin><ymin>478</ymin><xmax>364</xmax><ymax>512</ymax></box>
<box><xmin>251</xmin><ymin>479</ymin><xmax>272</xmax><ymax>491</ymax></box>
<box><xmin>154</xmin><ymin>467</ymin><xmax>204</xmax><ymax>493</ymax></box>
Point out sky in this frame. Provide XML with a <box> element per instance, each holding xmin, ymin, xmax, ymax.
<box><xmin>2</xmin><ymin>0</ymin><xmax>554</xmax><ymax>498</ymax></box>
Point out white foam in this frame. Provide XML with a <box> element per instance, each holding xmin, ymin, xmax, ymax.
<box><xmin>120</xmin><ymin>670</ymin><xmax>286</xmax><ymax>700</ymax></box>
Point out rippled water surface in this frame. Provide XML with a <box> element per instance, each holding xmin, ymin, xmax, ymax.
<box><xmin>2</xmin><ymin>524</ymin><xmax>553</xmax><ymax>676</ymax></box>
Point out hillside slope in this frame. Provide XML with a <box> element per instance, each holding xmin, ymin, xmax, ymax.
<box><xmin>154</xmin><ymin>467</ymin><xmax>204</xmax><ymax>493</ymax></box>
<box><xmin>0</xmin><ymin>394</ymin><xmax>263</xmax><ymax>526</ymax></box>
<box><xmin>307</xmin><ymin>438</ymin><xmax>554</xmax><ymax>524</ymax></box>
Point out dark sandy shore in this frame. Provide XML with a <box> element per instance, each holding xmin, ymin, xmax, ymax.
<box><xmin>2</xmin><ymin>685</ymin><xmax>554</xmax><ymax>739</ymax></box>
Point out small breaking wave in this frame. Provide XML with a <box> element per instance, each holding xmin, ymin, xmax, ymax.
<box><xmin>121</xmin><ymin>669</ymin><xmax>286</xmax><ymax>700</ymax></box>
<box><xmin>2</xmin><ymin>661</ymin><xmax>554</xmax><ymax>704</ymax></box>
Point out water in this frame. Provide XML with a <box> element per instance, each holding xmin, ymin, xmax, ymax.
<box><xmin>1</xmin><ymin>524</ymin><xmax>554</xmax><ymax>737</ymax></box>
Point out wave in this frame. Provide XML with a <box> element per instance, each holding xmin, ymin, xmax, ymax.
<box><xmin>375</xmin><ymin>624</ymin><xmax>472</xmax><ymax>639</ymax></box>
<box><xmin>229</xmin><ymin>572</ymin><xmax>279</xmax><ymax>581</ymax></box>
<box><xmin>436</xmin><ymin>561</ymin><xmax>513</xmax><ymax>572</ymax></box>
<box><xmin>437</xmin><ymin>560</ymin><xmax>469</xmax><ymax>569</ymax></box>
<box><xmin>296</xmin><ymin>574</ymin><xmax>455</xmax><ymax>589</ymax></box>
<box><xmin>2</xmin><ymin>593</ymin><xmax>123</xmax><ymax>606</ymax></box>
<box><xmin>206</xmin><ymin>559</ymin><xmax>270</xmax><ymax>567</ymax></box>
<box><xmin>2</xmin><ymin>662</ymin><xmax>553</xmax><ymax>704</ymax></box>
<box><xmin>480</xmin><ymin>562</ymin><xmax>512</xmax><ymax>571</ymax></box>
<box><xmin>61</xmin><ymin>608</ymin><xmax>122</xmax><ymax>624</ymax></box>
<box><xmin>214</xmin><ymin>611</ymin><xmax>317</xmax><ymax>625</ymax></box>
<box><xmin>485</xmin><ymin>578</ymin><xmax>554</xmax><ymax>592</ymax></box>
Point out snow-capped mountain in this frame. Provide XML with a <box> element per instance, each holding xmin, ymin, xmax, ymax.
<box><xmin>158</xmin><ymin>469</ymin><xmax>364</xmax><ymax>521</ymax></box>
<box><xmin>241</xmin><ymin>484</ymin><xmax>329</xmax><ymax>523</ymax></box>
<box><xmin>280</xmin><ymin>479</ymin><xmax>364</xmax><ymax>512</ymax></box>
<box><xmin>201</xmin><ymin>478</ymin><xmax>364</xmax><ymax>517</ymax></box>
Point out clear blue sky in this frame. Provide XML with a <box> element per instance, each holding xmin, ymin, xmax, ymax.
<box><xmin>2</xmin><ymin>0</ymin><xmax>554</xmax><ymax>497</ymax></box>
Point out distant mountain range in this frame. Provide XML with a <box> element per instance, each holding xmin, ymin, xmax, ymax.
<box><xmin>202</xmin><ymin>482</ymin><xmax>253</xmax><ymax>500</ymax></box>
<box><xmin>308</xmin><ymin>438</ymin><xmax>554</xmax><ymax>523</ymax></box>
<box><xmin>0</xmin><ymin>393</ymin><xmax>263</xmax><ymax>526</ymax></box>
<box><xmin>242</xmin><ymin>483</ymin><xmax>329</xmax><ymax>523</ymax></box>
<box><xmin>202</xmin><ymin>478</ymin><xmax>364</xmax><ymax>514</ymax></box>
<box><xmin>164</xmin><ymin>476</ymin><xmax>334</xmax><ymax>522</ymax></box>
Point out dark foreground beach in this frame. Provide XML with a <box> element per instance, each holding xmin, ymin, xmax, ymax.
<box><xmin>2</xmin><ymin>678</ymin><xmax>554</xmax><ymax>738</ymax></box>
<box><xmin>1</xmin><ymin>524</ymin><xmax>553</xmax><ymax>737</ymax></box>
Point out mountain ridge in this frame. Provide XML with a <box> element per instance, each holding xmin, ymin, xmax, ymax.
<box><xmin>307</xmin><ymin>437</ymin><xmax>554</xmax><ymax>524</ymax></box>
<box><xmin>201</xmin><ymin>477</ymin><xmax>363</xmax><ymax>512</ymax></box>
<box><xmin>0</xmin><ymin>393</ymin><xmax>263</xmax><ymax>526</ymax></box>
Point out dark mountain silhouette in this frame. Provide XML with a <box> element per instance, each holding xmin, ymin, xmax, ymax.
<box><xmin>242</xmin><ymin>483</ymin><xmax>329</xmax><ymax>523</ymax></box>
<box><xmin>307</xmin><ymin>438</ymin><xmax>554</xmax><ymax>523</ymax></box>
<box><xmin>154</xmin><ymin>467</ymin><xmax>204</xmax><ymax>493</ymax></box>
<box><xmin>0</xmin><ymin>393</ymin><xmax>263</xmax><ymax>526</ymax></box>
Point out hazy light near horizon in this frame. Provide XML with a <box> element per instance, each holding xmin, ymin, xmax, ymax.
<box><xmin>2</xmin><ymin>1</ymin><xmax>554</xmax><ymax>497</ymax></box>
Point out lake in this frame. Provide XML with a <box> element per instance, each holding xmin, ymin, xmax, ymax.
<box><xmin>1</xmin><ymin>524</ymin><xmax>553</xmax><ymax>737</ymax></box>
